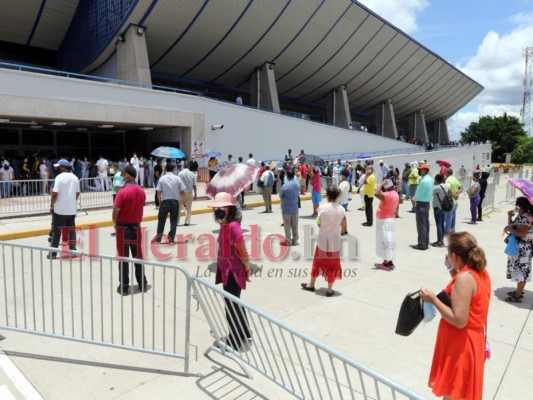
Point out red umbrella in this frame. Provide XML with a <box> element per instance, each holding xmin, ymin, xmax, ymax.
<box><xmin>436</xmin><ymin>160</ymin><xmax>451</xmax><ymax>168</ymax></box>
<box><xmin>206</xmin><ymin>163</ymin><xmax>259</xmax><ymax>199</ymax></box>
<box><xmin>508</xmin><ymin>178</ymin><xmax>533</xmax><ymax>205</ymax></box>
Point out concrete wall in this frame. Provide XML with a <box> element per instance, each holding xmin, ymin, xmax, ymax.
<box><xmin>0</xmin><ymin>68</ymin><xmax>478</xmax><ymax>166</ymax></box>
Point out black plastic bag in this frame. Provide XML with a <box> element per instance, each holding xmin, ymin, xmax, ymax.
<box><xmin>395</xmin><ymin>290</ymin><xmax>424</xmax><ymax>336</ymax></box>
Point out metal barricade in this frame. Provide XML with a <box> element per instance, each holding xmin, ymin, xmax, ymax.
<box><xmin>517</xmin><ymin>169</ymin><xmax>523</xmax><ymax>179</ymax></box>
<box><xmin>196</xmin><ymin>167</ymin><xmax>211</xmax><ymax>183</ymax></box>
<box><xmin>0</xmin><ymin>177</ymin><xmax>113</xmax><ymax>215</ymax></box>
<box><xmin>525</xmin><ymin>169</ymin><xmax>529</xmax><ymax>179</ymax></box>
<box><xmin>482</xmin><ymin>182</ymin><xmax>498</xmax><ymax>216</ymax></box>
<box><xmin>192</xmin><ymin>278</ymin><xmax>424</xmax><ymax>400</ymax></box>
<box><xmin>459</xmin><ymin>176</ymin><xmax>472</xmax><ymax>198</ymax></box>
<box><xmin>492</xmin><ymin>171</ymin><xmax>501</xmax><ymax>185</ymax></box>
<box><xmin>503</xmin><ymin>181</ymin><xmax>516</xmax><ymax>203</ymax></box>
<box><xmin>0</xmin><ymin>243</ymin><xmax>192</xmax><ymax>372</ymax></box>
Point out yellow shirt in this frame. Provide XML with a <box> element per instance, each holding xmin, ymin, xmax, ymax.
<box><xmin>363</xmin><ymin>174</ymin><xmax>375</xmax><ymax>197</ymax></box>
<box><xmin>408</xmin><ymin>168</ymin><xmax>420</xmax><ymax>185</ymax></box>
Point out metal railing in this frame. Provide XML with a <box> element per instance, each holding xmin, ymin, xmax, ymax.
<box><xmin>0</xmin><ymin>242</ymin><xmax>192</xmax><ymax>372</ymax></box>
<box><xmin>192</xmin><ymin>278</ymin><xmax>424</xmax><ymax>400</ymax></box>
<box><xmin>492</xmin><ymin>171</ymin><xmax>502</xmax><ymax>185</ymax></box>
<box><xmin>0</xmin><ymin>177</ymin><xmax>115</xmax><ymax>215</ymax></box>
<box><xmin>504</xmin><ymin>181</ymin><xmax>516</xmax><ymax>203</ymax></box>
<box><xmin>482</xmin><ymin>182</ymin><xmax>498</xmax><ymax>216</ymax></box>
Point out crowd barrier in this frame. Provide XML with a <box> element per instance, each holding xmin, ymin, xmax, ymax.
<box><xmin>482</xmin><ymin>182</ymin><xmax>498</xmax><ymax>216</ymax></box>
<box><xmin>492</xmin><ymin>171</ymin><xmax>502</xmax><ymax>185</ymax></box>
<box><xmin>503</xmin><ymin>181</ymin><xmax>516</xmax><ymax>203</ymax></box>
<box><xmin>192</xmin><ymin>278</ymin><xmax>424</xmax><ymax>400</ymax></box>
<box><xmin>0</xmin><ymin>243</ymin><xmax>192</xmax><ymax>372</ymax></box>
<box><xmin>0</xmin><ymin>177</ymin><xmax>114</xmax><ymax>215</ymax></box>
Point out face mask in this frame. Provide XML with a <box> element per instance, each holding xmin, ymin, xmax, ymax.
<box><xmin>214</xmin><ymin>208</ymin><xmax>227</xmax><ymax>220</ymax></box>
<box><xmin>3</xmin><ymin>165</ymin><xmax>8</xmax><ymax>170</ymax></box>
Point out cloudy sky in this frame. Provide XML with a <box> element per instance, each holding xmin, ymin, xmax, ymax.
<box><xmin>359</xmin><ymin>0</ymin><xmax>533</xmax><ymax>139</ymax></box>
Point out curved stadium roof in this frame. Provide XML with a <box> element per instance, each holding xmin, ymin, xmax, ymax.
<box><xmin>0</xmin><ymin>0</ymin><xmax>483</xmax><ymax>123</ymax></box>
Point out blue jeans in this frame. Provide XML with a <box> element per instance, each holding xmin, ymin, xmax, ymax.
<box><xmin>0</xmin><ymin>182</ymin><xmax>11</xmax><ymax>198</ymax></box>
<box><xmin>444</xmin><ymin>203</ymin><xmax>458</xmax><ymax>234</ymax></box>
<box><xmin>401</xmin><ymin>181</ymin><xmax>410</xmax><ymax>199</ymax></box>
<box><xmin>433</xmin><ymin>207</ymin><xmax>445</xmax><ymax>243</ymax></box>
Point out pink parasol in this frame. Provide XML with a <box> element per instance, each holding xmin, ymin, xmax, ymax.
<box><xmin>206</xmin><ymin>163</ymin><xmax>259</xmax><ymax>199</ymax></box>
<box><xmin>508</xmin><ymin>178</ymin><xmax>533</xmax><ymax>205</ymax></box>
<box><xmin>436</xmin><ymin>160</ymin><xmax>451</xmax><ymax>168</ymax></box>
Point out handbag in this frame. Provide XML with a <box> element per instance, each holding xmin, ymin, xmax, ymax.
<box><xmin>395</xmin><ymin>290</ymin><xmax>424</xmax><ymax>336</ymax></box>
<box><xmin>504</xmin><ymin>233</ymin><xmax>518</xmax><ymax>257</ymax></box>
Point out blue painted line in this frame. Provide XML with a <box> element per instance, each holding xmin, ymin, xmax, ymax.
<box><xmin>26</xmin><ymin>0</ymin><xmax>47</xmax><ymax>46</ymax></box>
<box><xmin>277</xmin><ymin>2</ymin><xmax>352</xmax><ymax>85</ymax></box>
<box><xmin>289</xmin><ymin>13</ymin><xmax>371</xmax><ymax>99</ymax></box>
<box><xmin>138</xmin><ymin>0</ymin><xmax>158</xmax><ymax>26</ymax></box>
<box><xmin>210</xmin><ymin>0</ymin><xmax>293</xmax><ymax>83</ymax></box>
<box><xmin>182</xmin><ymin>0</ymin><xmax>255</xmax><ymax>77</ymax></box>
<box><xmin>151</xmin><ymin>0</ymin><xmax>210</xmax><ymax>68</ymax></box>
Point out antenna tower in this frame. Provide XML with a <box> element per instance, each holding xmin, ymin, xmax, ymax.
<box><xmin>521</xmin><ymin>47</ymin><xmax>533</xmax><ymax>136</ymax></box>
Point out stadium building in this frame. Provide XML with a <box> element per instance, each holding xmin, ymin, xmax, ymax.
<box><xmin>0</xmin><ymin>0</ymin><xmax>483</xmax><ymax>161</ymax></box>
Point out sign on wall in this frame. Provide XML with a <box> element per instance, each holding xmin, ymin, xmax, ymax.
<box><xmin>193</xmin><ymin>140</ymin><xmax>204</xmax><ymax>158</ymax></box>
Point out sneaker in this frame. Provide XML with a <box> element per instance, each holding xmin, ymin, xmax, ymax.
<box><xmin>46</xmin><ymin>254</ymin><xmax>58</xmax><ymax>260</ymax></box>
<box><xmin>138</xmin><ymin>283</ymin><xmax>149</xmax><ymax>293</ymax></box>
<box><xmin>292</xmin><ymin>241</ymin><xmax>300</xmax><ymax>246</ymax></box>
<box><xmin>116</xmin><ymin>285</ymin><xmax>131</xmax><ymax>296</ymax></box>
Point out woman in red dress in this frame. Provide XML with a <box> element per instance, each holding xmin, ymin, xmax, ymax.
<box><xmin>421</xmin><ymin>232</ymin><xmax>491</xmax><ymax>400</ymax></box>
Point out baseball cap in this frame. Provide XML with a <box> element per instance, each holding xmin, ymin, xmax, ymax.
<box><xmin>53</xmin><ymin>159</ymin><xmax>70</xmax><ymax>167</ymax></box>
<box><xmin>418</xmin><ymin>164</ymin><xmax>430</xmax><ymax>170</ymax></box>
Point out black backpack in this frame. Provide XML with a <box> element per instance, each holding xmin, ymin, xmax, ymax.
<box><xmin>436</xmin><ymin>184</ymin><xmax>454</xmax><ymax>212</ymax></box>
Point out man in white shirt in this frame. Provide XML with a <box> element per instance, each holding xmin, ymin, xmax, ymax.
<box><xmin>338</xmin><ymin>169</ymin><xmax>350</xmax><ymax>235</ymax></box>
<box><xmin>178</xmin><ymin>162</ymin><xmax>197</xmax><ymax>226</ymax></box>
<box><xmin>147</xmin><ymin>157</ymin><xmax>154</xmax><ymax>187</ymax></box>
<box><xmin>260</xmin><ymin>165</ymin><xmax>275</xmax><ymax>213</ymax></box>
<box><xmin>154</xmin><ymin>163</ymin><xmax>185</xmax><ymax>244</ymax></box>
<box><xmin>48</xmin><ymin>159</ymin><xmax>80</xmax><ymax>259</ymax></box>
<box><xmin>247</xmin><ymin>153</ymin><xmax>256</xmax><ymax>191</ymax></box>
<box><xmin>130</xmin><ymin>153</ymin><xmax>140</xmax><ymax>185</ymax></box>
<box><xmin>95</xmin><ymin>155</ymin><xmax>109</xmax><ymax>191</ymax></box>
<box><xmin>0</xmin><ymin>161</ymin><xmax>14</xmax><ymax>198</ymax></box>
<box><xmin>138</xmin><ymin>156</ymin><xmax>145</xmax><ymax>187</ymax></box>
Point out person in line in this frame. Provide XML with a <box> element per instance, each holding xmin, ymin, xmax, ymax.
<box><xmin>338</xmin><ymin>169</ymin><xmax>350</xmax><ymax>235</ymax></box>
<box><xmin>178</xmin><ymin>161</ymin><xmax>197</xmax><ymax>226</ymax></box>
<box><xmin>421</xmin><ymin>232</ymin><xmax>491</xmax><ymax>400</ymax></box>
<box><xmin>309</xmin><ymin>166</ymin><xmax>321</xmax><ymax>217</ymax></box>
<box><xmin>208</xmin><ymin>156</ymin><xmax>218</xmax><ymax>181</ymax></box>
<box><xmin>431</xmin><ymin>174</ymin><xmax>449</xmax><ymax>248</ymax></box>
<box><xmin>361</xmin><ymin>166</ymin><xmax>375</xmax><ymax>227</ymax></box>
<box><xmin>0</xmin><ymin>161</ymin><xmax>14</xmax><ymax>198</ymax></box>
<box><xmin>444</xmin><ymin>168</ymin><xmax>463</xmax><ymax>234</ymax></box>
<box><xmin>279</xmin><ymin>168</ymin><xmax>300</xmax><ymax>246</ymax></box>
<box><xmin>113</xmin><ymin>166</ymin><xmax>148</xmax><ymax>295</ymax></box>
<box><xmin>477</xmin><ymin>171</ymin><xmax>489</xmax><ymax>221</ymax></box>
<box><xmin>467</xmin><ymin>172</ymin><xmax>481</xmax><ymax>224</ymax></box>
<box><xmin>407</xmin><ymin>161</ymin><xmax>420</xmax><ymax>212</ymax></box>
<box><xmin>260</xmin><ymin>165</ymin><xmax>274</xmax><ymax>213</ymax></box>
<box><xmin>504</xmin><ymin>197</ymin><xmax>533</xmax><ymax>303</ymax></box>
<box><xmin>301</xmin><ymin>185</ymin><xmax>345</xmax><ymax>297</ymax></box>
<box><xmin>410</xmin><ymin>164</ymin><xmax>433</xmax><ymax>250</ymax></box>
<box><xmin>374</xmin><ymin>177</ymin><xmax>399</xmax><ymax>270</ymax></box>
<box><xmin>48</xmin><ymin>159</ymin><xmax>80</xmax><ymax>259</ymax></box>
<box><xmin>95</xmin><ymin>154</ymin><xmax>109</xmax><ymax>192</ymax></box>
<box><xmin>401</xmin><ymin>162</ymin><xmax>411</xmax><ymax>201</ymax></box>
<box><xmin>209</xmin><ymin>192</ymin><xmax>251</xmax><ymax>349</ymax></box>
<box><xmin>154</xmin><ymin>163</ymin><xmax>185</xmax><ymax>244</ymax></box>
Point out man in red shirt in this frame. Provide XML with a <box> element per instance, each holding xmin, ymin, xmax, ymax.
<box><xmin>112</xmin><ymin>166</ymin><xmax>148</xmax><ymax>295</ymax></box>
<box><xmin>299</xmin><ymin>163</ymin><xmax>308</xmax><ymax>194</ymax></box>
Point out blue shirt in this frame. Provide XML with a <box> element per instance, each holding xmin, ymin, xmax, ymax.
<box><xmin>414</xmin><ymin>174</ymin><xmax>434</xmax><ymax>202</ymax></box>
<box><xmin>279</xmin><ymin>179</ymin><xmax>300</xmax><ymax>215</ymax></box>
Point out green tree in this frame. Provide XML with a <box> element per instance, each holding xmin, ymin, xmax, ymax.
<box><xmin>512</xmin><ymin>136</ymin><xmax>533</xmax><ymax>163</ymax></box>
<box><xmin>460</xmin><ymin>113</ymin><xmax>527</xmax><ymax>162</ymax></box>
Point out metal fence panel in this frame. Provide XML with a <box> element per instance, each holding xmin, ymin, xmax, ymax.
<box><xmin>0</xmin><ymin>243</ymin><xmax>192</xmax><ymax>372</ymax></box>
<box><xmin>192</xmin><ymin>278</ymin><xmax>424</xmax><ymax>400</ymax></box>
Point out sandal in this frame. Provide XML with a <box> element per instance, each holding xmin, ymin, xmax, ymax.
<box><xmin>505</xmin><ymin>294</ymin><xmax>523</xmax><ymax>303</ymax></box>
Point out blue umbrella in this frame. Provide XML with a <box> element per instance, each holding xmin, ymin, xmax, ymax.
<box><xmin>151</xmin><ymin>146</ymin><xmax>185</xmax><ymax>159</ymax></box>
<box><xmin>356</xmin><ymin>153</ymin><xmax>370</xmax><ymax>159</ymax></box>
<box><xmin>204</xmin><ymin>151</ymin><xmax>222</xmax><ymax>158</ymax></box>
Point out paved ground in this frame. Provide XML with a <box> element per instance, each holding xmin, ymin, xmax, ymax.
<box><xmin>0</xmin><ymin>173</ymin><xmax>532</xmax><ymax>399</ymax></box>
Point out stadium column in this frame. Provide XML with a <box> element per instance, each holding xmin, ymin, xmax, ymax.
<box><xmin>117</xmin><ymin>25</ymin><xmax>152</xmax><ymax>86</ymax></box>
<box><xmin>326</xmin><ymin>85</ymin><xmax>352</xmax><ymax>128</ymax></box>
<box><xmin>409</xmin><ymin>110</ymin><xmax>429</xmax><ymax>143</ymax></box>
<box><xmin>374</xmin><ymin>99</ymin><xmax>397</xmax><ymax>139</ymax></box>
<box><xmin>437</xmin><ymin>118</ymin><xmax>449</xmax><ymax>143</ymax></box>
<box><xmin>250</xmin><ymin>62</ymin><xmax>280</xmax><ymax>113</ymax></box>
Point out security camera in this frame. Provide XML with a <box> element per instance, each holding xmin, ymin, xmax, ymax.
<box><xmin>211</xmin><ymin>124</ymin><xmax>224</xmax><ymax>130</ymax></box>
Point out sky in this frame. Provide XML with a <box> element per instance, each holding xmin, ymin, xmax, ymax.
<box><xmin>358</xmin><ymin>0</ymin><xmax>533</xmax><ymax>140</ymax></box>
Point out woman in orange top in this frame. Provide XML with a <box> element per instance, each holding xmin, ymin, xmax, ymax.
<box><xmin>421</xmin><ymin>232</ymin><xmax>491</xmax><ymax>400</ymax></box>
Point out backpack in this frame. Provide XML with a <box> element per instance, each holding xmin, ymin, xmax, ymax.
<box><xmin>436</xmin><ymin>184</ymin><xmax>454</xmax><ymax>212</ymax></box>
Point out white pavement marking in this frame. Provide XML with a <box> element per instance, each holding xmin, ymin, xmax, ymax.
<box><xmin>0</xmin><ymin>385</ymin><xmax>17</xmax><ymax>400</ymax></box>
<box><xmin>0</xmin><ymin>350</ymin><xmax>43</xmax><ymax>400</ymax></box>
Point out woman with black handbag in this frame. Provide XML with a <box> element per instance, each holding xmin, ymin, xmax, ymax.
<box><xmin>420</xmin><ymin>232</ymin><xmax>491</xmax><ymax>400</ymax></box>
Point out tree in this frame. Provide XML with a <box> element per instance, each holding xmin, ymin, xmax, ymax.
<box><xmin>512</xmin><ymin>136</ymin><xmax>533</xmax><ymax>163</ymax></box>
<box><xmin>460</xmin><ymin>113</ymin><xmax>527</xmax><ymax>162</ymax></box>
